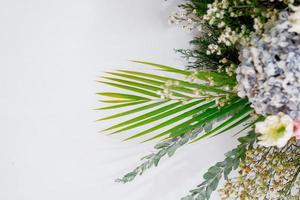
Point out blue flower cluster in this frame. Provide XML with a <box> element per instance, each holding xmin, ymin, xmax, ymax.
<box><xmin>237</xmin><ymin>11</ymin><xmax>300</xmax><ymax>119</ymax></box>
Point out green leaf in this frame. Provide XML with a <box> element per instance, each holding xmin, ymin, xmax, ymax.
<box><xmin>106</xmin><ymin>72</ymin><xmax>164</xmax><ymax>86</ymax></box>
<box><xmin>102</xmin><ymin>76</ymin><xmax>190</xmax><ymax>98</ymax></box>
<box><xmin>122</xmin><ymin>100</ymin><xmax>206</xmax><ymax>140</ymax></box>
<box><xmin>97</xmin><ymin>92</ymin><xmax>150</xmax><ymax>100</ymax></box>
<box><xmin>181</xmin><ymin>196</ymin><xmax>194</xmax><ymax>200</ymax></box>
<box><xmin>99</xmin><ymin>100</ymin><xmax>137</xmax><ymax>103</ymax></box>
<box><xmin>102</xmin><ymin>76</ymin><xmax>162</xmax><ymax>91</ymax></box>
<box><xmin>168</xmin><ymin>106</ymin><xmax>219</xmax><ymax>138</ymax></box>
<box><xmin>154</xmin><ymin>141</ymin><xmax>172</xmax><ymax>149</ymax></box>
<box><xmin>131</xmin><ymin>60</ymin><xmax>191</xmax><ymax>76</ymax></box>
<box><xmin>196</xmin><ymin>71</ymin><xmax>236</xmax><ymax>86</ymax></box>
<box><xmin>108</xmin><ymin>71</ymin><xmax>197</xmax><ymax>95</ymax></box>
<box><xmin>118</xmin><ymin>70</ymin><xmax>171</xmax><ymax>82</ymax></box>
<box><xmin>132</xmin><ymin>60</ymin><xmax>236</xmax><ymax>87</ymax></box>
<box><xmin>95</xmin><ymin>100</ymin><xmax>148</xmax><ymax>110</ymax></box>
<box><xmin>104</xmin><ymin>101</ymin><xmax>182</xmax><ymax>132</ymax></box>
<box><xmin>210</xmin><ymin>175</ymin><xmax>221</xmax><ymax>191</ymax></box>
<box><xmin>203</xmin><ymin>166</ymin><xmax>221</xmax><ymax>179</ymax></box>
<box><xmin>212</xmin><ymin>114</ymin><xmax>252</xmax><ymax>137</ymax></box>
<box><xmin>145</xmin><ymin>102</ymin><xmax>217</xmax><ymax>141</ymax></box>
<box><xmin>99</xmin><ymin>81</ymin><xmax>161</xmax><ymax>98</ymax></box>
<box><xmin>200</xmin><ymin>105</ymin><xmax>252</xmax><ymax>138</ymax></box>
<box><xmin>224</xmin><ymin>166</ymin><xmax>232</xmax><ymax>180</ymax></box>
<box><xmin>167</xmin><ymin>98</ymin><xmax>243</xmax><ymax>139</ymax></box>
<box><xmin>167</xmin><ymin>145</ymin><xmax>178</xmax><ymax>157</ymax></box>
<box><xmin>119</xmin><ymin>70</ymin><xmax>232</xmax><ymax>94</ymax></box>
<box><xmin>97</xmin><ymin>101</ymin><xmax>165</xmax><ymax>121</ymax></box>
<box><xmin>233</xmin><ymin>115</ymin><xmax>264</xmax><ymax>136</ymax></box>
<box><xmin>190</xmin><ymin>98</ymin><xmax>248</xmax><ymax>142</ymax></box>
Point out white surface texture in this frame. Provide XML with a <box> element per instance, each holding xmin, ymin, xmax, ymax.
<box><xmin>0</xmin><ymin>1</ymin><xmax>236</xmax><ymax>200</ymax></box>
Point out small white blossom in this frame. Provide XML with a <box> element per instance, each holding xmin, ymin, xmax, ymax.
<box><xmin>207</xmin><ymin>44</ymin><xmax>220</xmax><ymax>55</ymax></box>
<box><xmin>289</xmin><ymin>6</ymin><xmax>300</xmax><ymax>33</ymax></box>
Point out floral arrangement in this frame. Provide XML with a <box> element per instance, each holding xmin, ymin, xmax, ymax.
<box><xmin>98</xmin><ymin>0</ymin><xmax>300</xmax><ymax>199</ymax></box>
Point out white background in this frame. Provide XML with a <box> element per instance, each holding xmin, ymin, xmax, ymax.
<box><xmin>0</xmin><ymin>0</ymin><xmax>237</xmax><ymax>199</ymax></box>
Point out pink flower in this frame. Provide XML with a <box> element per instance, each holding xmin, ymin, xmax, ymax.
<box><xmin>293</xmin><ymin>120</ymin><xmax>300</xmax><ymax>140</ymax></box>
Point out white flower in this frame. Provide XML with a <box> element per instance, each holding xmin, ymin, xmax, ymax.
<box><xmin>255</xmin><ymin>114</ymin><xmax>293</xmax><ymax>148</ymax></box>
<box><xmin>289</xmin><ymin>6</ymin><xmax>300</xmax><ymax>34</ymax></box>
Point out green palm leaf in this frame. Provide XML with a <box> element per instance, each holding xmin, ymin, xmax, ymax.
<box><xmin>190</xmin><ymin>99</ymin><xmax>250</xmax><ymax>143</ymax></box>
<box><xmin>113</xmin><ymin>99</ymin><xmax>204</xmax><ymax>135</ymax></box>
<box><xmin>166</xmin><ymin>98</ymin><xmax>244</xmax><ymax>140</ymax></box>
<box><xmin>191</xmin><ymin>104</ymin><xmax>252</xmax><ymax>142</ymax></box>
<box><xmin>95</xmin><ymin>100</ymin><xmax>148</xmax><ymax>110</ymax></box>
<box><xmin>131</xmin><ymin>60</ymin><xmax>236</xmax><ymax>86</ymax></box>
<box><xmin>124</xmin><ymin>100</ymin><xmax>212</xmax><ymax>141</ymax></box>
<box><xmin>101</xmin><ymin>76</ymin><xmax>189</xmax><ymax>98</ymax></box>
<box><xmin>143</xmin><ymin>101</ymin><xmax>217</xmax><ymax>142</ymax></box>
<box><xmin>99</xmin><ymin>100</ymin><xmax>137</xmax><ymax>103</ymax></box>
<box><xmin>117</xmin><ymin>70</ymin><xmax>233</xmax><ymax>94</ymax></box>
<box><xmin>99</xmin><ymin>81</ymin><xmax>160</xmax><ymax>98</ymax></box>
<box><xmin>97</xmin><ymin>101</ymin><xmax>164</xmax><ymax>121</ymax></box>
<box><xmin>106</xmin><ymin>72</ymin><xmax>195</xmax><ymax>94</ymax></box>
<box><xmin>97</xmin><ymin>92</ymin><xmax>150</xmax><ymax>100</ymax></box>
<box><xmin>104</xmin><ymin>101</ymin><xmax>182</xmax><ymax>132</ymax></box>
<box><xmin>98</xmin><ymin>61</ymin><xmax>253</xmax><ymax>143</ymax></box>
<box><xmin>212</xmin><ymin>114</ymin><xmax>252</xmax><ymax>137</ymax></box>
<box><xmin>131</xmin><ymin>60</ymin><xmax>190</xmax><ymax>76</ymax></box>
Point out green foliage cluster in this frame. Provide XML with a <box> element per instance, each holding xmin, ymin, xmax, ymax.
<box><xmin>178</xmin><ymin>0</ymin><xmax>214</xmax><ymax>16</ymax></box>
<box><xmin>185</xmin><ymin>0</ymin><xmax>292</xmax><ymax>32</ymax></box>
<box><xmin>182</xmin><ymin>131</ymin><xmax>257</xmax><ymax>200</ymax></box>
<box><xmin>177</xmin><ymin>0</ymin><xmax>296</xmax><ymax>70</ymax></box>
<box><xmin>176</xmin><ymin>23</ymin><xmax>239</xmax><ymax>70</ymax></box>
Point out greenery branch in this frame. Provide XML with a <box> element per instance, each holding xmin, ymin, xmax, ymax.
<box><xmin>181</xmin><ymin>131</ymin><xmax>257</xmax><ymax>200</ymax></box>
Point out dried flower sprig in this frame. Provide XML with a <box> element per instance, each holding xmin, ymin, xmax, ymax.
<box><xmin>219</xmin><ymin>138</ymin><xmax>300</xmax><ymax>200</ymax></box>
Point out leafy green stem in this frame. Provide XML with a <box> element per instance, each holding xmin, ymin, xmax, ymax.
<box><xmin>115</xmin><ymin>127</ymin><xmax>205</xmax><ymax>183</ymax></box>
<box><xmin>181</xmin><ymin>131</ymin><xmax>256</xmax><ymax>200</ymax></box>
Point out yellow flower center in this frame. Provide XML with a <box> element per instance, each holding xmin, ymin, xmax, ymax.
<box><xmin>268</xmin><ymin>124</ymin><xmax>286</xmax><ymax>140</ymax></box>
